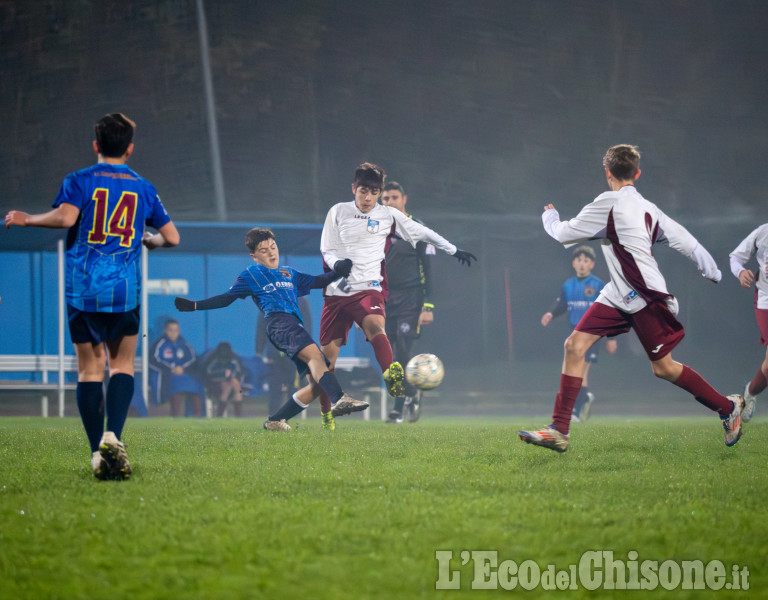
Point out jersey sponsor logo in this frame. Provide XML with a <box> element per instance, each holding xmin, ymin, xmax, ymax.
<box><xmin>367</xmin><ymin>219</ymin><xmax>380</xmax><ymax>234</ymax></box>
<box><xmin>367</xmin><ymin>281</ymin><xmax>381</xmax><ymax>288</ymax></box>
<box><xmin>263</xmin><ymin>282</ymin><xmax>293</xmax><ymax>293</ymax></box>
<box><xmin>623</xmin><ymin>290</ymin><xmax>638</xmax><ymax>305</ymax></box>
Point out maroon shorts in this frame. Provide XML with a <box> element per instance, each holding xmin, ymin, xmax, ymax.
<box><xmin>319</xmin><ymin>290</ymin><xmax>386</xmax><ymax>346</ymax></box>
<box><xmin>575</xmin><ymin>300</ymin><xmax>684</xmax><ymax>360</ymax></box>
<box><xmin>754</xmin><ymin>289</ymin><xmax>768</xmax><ymax>346</ymax></box>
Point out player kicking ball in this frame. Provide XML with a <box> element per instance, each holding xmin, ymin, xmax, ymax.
<box><xmin>518</xmin><ymin>144</ymin><xmax>744</xmax><ymax>452</ymax></box>
<box><xmin>174</xmin><ymin>227</ymin><xmax>368</xmax><ymax>431</ymax></box>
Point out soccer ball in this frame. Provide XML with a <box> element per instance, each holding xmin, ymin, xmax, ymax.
<box><xmin>405</xmin><ymin>354</ymin><xmax>444</xmax><ymax>390</ymax></box>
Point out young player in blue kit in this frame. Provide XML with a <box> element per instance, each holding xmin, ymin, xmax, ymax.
<box><xmin>174</xmin><ymin>227</ymin><xmax>368</xmax><ymax>431</ymax></box>
<box><xmin>540</xmin><ymin>245</ymin><xmax>617</xmax><ymax>421</ymax></box>
<box><xmin>5</xmin><ymin>113</ymin><xmax>180</xmax><ymax>479</ymax></box>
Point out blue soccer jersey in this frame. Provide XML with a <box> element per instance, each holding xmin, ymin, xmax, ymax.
<box><xmin>561</xmin><ymin>274</ymin><xmax>605</xmax><ymax>326</ymax></box>
<box><xmin>53</xmin><ymin>163</ymin><xmax>171</xmax><ymax>312</ymax></box>
<box><xmin>228</xmin><ymin>264</ymin><xmax>317</xmax><ymax>321</ymax></box>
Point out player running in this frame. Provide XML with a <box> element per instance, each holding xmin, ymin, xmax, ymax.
<box><xmin>306</xmin><ymin>162</ymin><xmax>475</xmax><ymax>414</ymax></box>
<box><xmin>174</xmin><ymin>227</ymin><xmax>368</xmax><ymax>431</ymax></box>
<box><xmin>518</xmin><ymin>144</ymin><xmax>744</xmax><ymax>452</ymax></box>
<box><xmin>5</xmin><ymin>113</ymin><xmax>180</xmax><ymax>479</ymax></box>
<box><xmin>729</xmin><ymin>223</ymin><xmax>768</xmax><ymax>422</ymax></box>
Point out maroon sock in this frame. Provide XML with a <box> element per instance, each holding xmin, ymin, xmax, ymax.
<box><xmin>674</xmin><ymin>365</ymin><xmax>733</xmax><ymax>416</ymax></box>
<box><xmin>370</xmin><ymin>333</ymin><xmax>394</xmax><ymax>372</ymax></box>
<box><xmin>552</xmin><ymin>374</ymin><xmax>582</xmax><ymax>435</ymax></box>
<box><xmin>748</xmin><ymin>365</ymin><xmax>768</xmax><ymax>396</ymax></box>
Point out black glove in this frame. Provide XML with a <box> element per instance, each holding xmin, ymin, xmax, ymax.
<box><xmin>175</xmin><ymin>297</ymin><xmax>196</xmax><ymax>312</ymax></box>
<box><xmin>333</xmin><ymin>259</ymin><xmax>353</xmax><ymax>278</ymax></box>
<box><xmin>453</xmin><ymin>249</ymin><xmax>477</xmax><ymax>266</ymax></box>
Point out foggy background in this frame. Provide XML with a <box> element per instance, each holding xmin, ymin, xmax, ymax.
<box><xmin>2</xmin><ymin>0</ymin><xmax>767</xmax><ymax>413</ymax></box>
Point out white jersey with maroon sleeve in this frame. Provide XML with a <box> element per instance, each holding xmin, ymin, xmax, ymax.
<box><xmin>321</xmin><ymin>201</ymin><xmax>456</xmax><ymax>297</ymax></box>
<box><xmin>729</xmin><ymin>223</ymin><xmax>768</xmax><ymax>309</ymax></box>
<box><xmin>542</xmin><ymin>185</ymin><xmax>719</xmax><ymax>315</ymax></box>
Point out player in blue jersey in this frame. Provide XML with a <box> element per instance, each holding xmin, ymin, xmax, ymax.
<box><xmin>174</xmin><ymin>227</ymin><xmax>368</xmax><ymax>431</ymax></box>
<box><xmin>5</xmin><ymin>113</ymin><xmax>180</xmax><ymax>480</ymax></box>
<box><xmin>540</xmin><ymin>245</ymin><xmax>617</xmax><ymax>421</ymax></box>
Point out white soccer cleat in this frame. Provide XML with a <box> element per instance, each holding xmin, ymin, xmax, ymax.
<box><xmin>91</xmin><ymin>451</ymin><xmax>109</xmax><ymax>481</ymax></box>
<box><xmin>517</xmin><ymin>425</ymin><xmax>570</xmax><ymax>453</ymax></box>
<box><xmin>331</xmin><ymin>394</ymin><xmax>369</xmax><ymax>417</ymax></box>
<box><xmin>263</xmin><ymin>419</ymin><xmax>291</xmax><ymax>432</ymax></box>
<box><xmin>722</xmin><ymin>395</ymin><xmax>745</xmax><ymax>447</ymax></box>
<box><xmin>742</xmin><ymin>383</ymin><xmax>757</xmax><ymax>422</ymax></box>
<box><xmin>99</xmin><ymin>431</ymin><xmax>132</xmax><ymax>480</ymax></box>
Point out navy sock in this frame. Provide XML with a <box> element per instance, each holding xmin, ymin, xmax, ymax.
<box><xmin>393</xmin><ymin>396</ymin><xmax>406</xmax><ymax>412</ymax></box>
<box><xmin>77</xmin><ymin>381</ymin><xmax>104</xmax><ymax>452</ymax></box>
<box><xmin>573</xmin><ymin>387</ymin><xmax>589</xmax><ymax>412</ymax></box>
<box><xmin>106</xmin><ymin>373</ymin><xmax>134</xmax><ymax>440</ymax></box>
<box><xmin>318</xmin><ymin>372</ymin><xmax>343</xmax><ymax>405</ymax></box>
<box><xmin>269</xmin><ymin>395</ymin><xmax>306</xmax><ymax>422</ymax></box>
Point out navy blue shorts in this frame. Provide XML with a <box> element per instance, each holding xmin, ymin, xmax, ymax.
<box><xmin>266</xmin><ymin>312</ymin><xmax>326</xmax><ymax>379</ymax></box>
<box><xmin>67</xmin><ymin>305</ymin><xmax>140</xmax><ymax>344</ymax></box>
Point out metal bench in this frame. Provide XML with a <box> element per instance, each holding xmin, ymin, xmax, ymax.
<box><xmin>0</xmin><ymin>354</ymin><xmax>142</xmax><ymax>417</ymax></box>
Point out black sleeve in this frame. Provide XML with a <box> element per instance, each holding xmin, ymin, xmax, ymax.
<box><xmin>417</xmin><ymin>241</ymin><xmax>433</xmax><ymax>307</ymax></box>
<box><xmin>194</xmin><ymin>293</ymin><xmax>243</xmax><ymax>311</ymax></box>
<box><xmin>310</xmin><ymin>270</ymin><xmax>342</xmax><ymax>289</ymax></box>
<box><xmin>549</xmin><ymin>294</ymin><xmax>567</xmax><ymax>318</ymax></box>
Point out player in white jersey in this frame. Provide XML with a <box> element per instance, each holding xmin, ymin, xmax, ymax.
<box><xmin>314</xmin><ymin>162</ymin><xmax>475</xmax><ymax>406</ymax></box>
<box><xmin>518</xmin><ymin>144</ymin><xmax>744</xmax><ymax>452</ymax></box>
<box><xmin>729</xmin><ymin>223</ymin><xmax>768</xmax><ymax>421</ymax></box>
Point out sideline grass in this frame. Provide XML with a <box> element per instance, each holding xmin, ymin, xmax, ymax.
<box><xmin>0</xmin><ymin>416</ymin><xmax>764</xmax><ymax>599</ymax></box>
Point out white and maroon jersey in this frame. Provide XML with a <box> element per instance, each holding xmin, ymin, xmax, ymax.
<box><xmin>729</xmin><ymin>223</ymin><xmax>768</xmax><ymax>309</ymax></box>
<box><xmin>321</xmin><ymin>201</ymin><xmax>456</xmax><ymax>297</ymax></box>
<box><xmin>542</xmin><ymin>185</ymin><xmax>720</xmax><ymax>315</ymax></box>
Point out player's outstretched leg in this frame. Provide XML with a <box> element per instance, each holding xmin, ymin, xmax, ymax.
<box><xmin>517</xmin><ymin>425</ymin><xmax>570</xmax><ymax>453</ymax></box>
<box><xmin>331</xmin><ymin>393</ymin><xmax>369</xmax><ymax>417</ymax></box>
<box><xmin>722</xmin><ymin>395</ymin><xmax>745</xmax><ymax>447</ymax></box>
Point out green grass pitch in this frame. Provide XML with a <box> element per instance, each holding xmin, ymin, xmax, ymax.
<box><xmin>0</xmin><ymin>416</ymin><xmax>764</xmax><ymax>599</ymax></box>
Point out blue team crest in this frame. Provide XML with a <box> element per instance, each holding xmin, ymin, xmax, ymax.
<box><xmin>367</xmin><ymin>219</ymin><xmax>380</xmax><ymax>234</ymax></box>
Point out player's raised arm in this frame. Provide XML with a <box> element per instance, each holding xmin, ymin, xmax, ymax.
<box><xmin>655</xmin><ymin>213</ymin><xmax>720</xmax><ymax>282</ymax></box>
<box><xmin>390</xmin><ymin>208</ymin><xmax>476</xmax><ymax>266</ymax></box>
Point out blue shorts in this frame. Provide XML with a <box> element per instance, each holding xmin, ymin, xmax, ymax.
<box><xmin>266</xmin><ymin>312</ymin><xmax>326</xmax><ymax>379</ymax></box>
<box><xmin>67</xmin><ymin>305</ymin><xmax>140</xmax><ymax>344</ymax></box>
